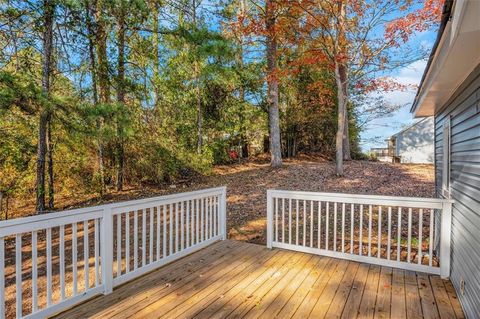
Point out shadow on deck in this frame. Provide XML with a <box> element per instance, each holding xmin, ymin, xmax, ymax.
<box><xmin>54</xmin><ymin>240</ymin><xmax>464</xmax><ymax>319</ymax></box>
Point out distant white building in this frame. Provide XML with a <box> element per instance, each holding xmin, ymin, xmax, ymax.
<box><xmin>388</xmin><ymin>117</ymin><xmax>434</xmax><ymax>164</ymax></box>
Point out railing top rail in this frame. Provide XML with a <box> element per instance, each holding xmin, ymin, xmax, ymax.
<box><xmin>267</xmin><ymin>189</ymin><xmax>453</xmax><ymax>208</ymax></box>
<box><xmin>0</xmin><ymin>186</ymin><xmax>226</xmax><ymax>237</ymax></box>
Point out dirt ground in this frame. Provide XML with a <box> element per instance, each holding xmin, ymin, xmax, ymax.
<box><xmin>13</xmin><ymin>156</ymin><xmax>435</xmax><ymax>245</ymax></box>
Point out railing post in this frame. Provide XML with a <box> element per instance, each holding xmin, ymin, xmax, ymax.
<box><xmin>101</xmin><ymin>206</ymin><xmax>114</xmax><ymax>294</ymax></box>
<box><xmin>221</xmin><ymin>187</ymin><xmax>227</xmax><ymax>240</ymax></box>
<box><xmin>440</xmin><ymin>201</ymin><xmax>452</xmax><ymax>279</ymax></box>
<box><xmin>266</xmin><ymin>190</ymin><xmax>273</xmax><ymax>249</ymax></box>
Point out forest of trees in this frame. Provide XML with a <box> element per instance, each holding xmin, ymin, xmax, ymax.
<box><xmin>0</xmin><ymin>0</ymin><xmax>442</xmax><ymax>215</ymax></box>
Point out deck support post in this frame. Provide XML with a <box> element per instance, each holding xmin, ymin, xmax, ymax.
<box><xmin>220</xmin><ymin>187</ymin><xmax>227</xmax><ymax>240</ymax></box>
<box><xmin>101</xmin><ymin>207</ymin><xmax>114</xmax><ymax>294</ymax></box>
<box><xmin>440</xmin><ymin>201</ymin><xmax>452</xmax><ymax>279</ymax></box>
<box><xmin>266</xmin><ymin>190</ymin><xmax>273</xmax><ymax>249</ymax></box>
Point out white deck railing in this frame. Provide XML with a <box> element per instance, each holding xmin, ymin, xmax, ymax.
<box><xmin>266</xmin><ymin>190</ymin><xmax>453</xmax><ymax>278</ymax></box>
<box><xmin>0</xmin><ymin>187</ymin><xmax>227</xmax><ymax>319</ymax></box>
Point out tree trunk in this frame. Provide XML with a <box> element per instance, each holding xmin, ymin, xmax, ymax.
<box><xmin>196</xmin><ymin>70</ymin><xmax>202</xmax><ymax>154</ymax></box>
<box><xmin>115</xmin><ymin>2</ymin><xmax>126</xmax><ymax>191</ymax></box>
<box><xmin>36</xmin><ymin>0</ymin><xmax>55</xmax><ymax>213</ymax></box>
<box><xmin>334</xmin><ymin>0</ymin><xmax>347</xmax><ymax>176</ymax></box>
<box><xmin>94</xmin><ymin>0</ymin><xmax>110</xmax><ymax>194</ymax></box>
<box><xmin>335</xmin><ymin>62</ymin><xmax>346</xmax><ymax>176</ymax></box>
<box><xmin>95</xmin><ymin>0</ymin><xmax>110</xmax><ymax>105</ymax></box>
<box><xmin>265</xmin><ymin>0</ymin><xmax>282</xmax><ymax>167</ymax></box>
<box><xmin>85</xmin><ymin>0</ymin><xmax>106</xmax><ymax>195</ymax></box>
<box><xmin>47</xmin><ymin>120</ymin><xmax>54</xmax><ymax>210</ymax></box>
<box><xmin>151</xmin><ymin>1</ymin><xmax>161</xmax><ymax>110</ymax></box>
<box><xmin>339</xmin><ymin>63</ymin><xmax>351</xmax><ymax>160</ymax></box>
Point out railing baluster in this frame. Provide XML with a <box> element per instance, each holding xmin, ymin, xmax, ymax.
<box><xmin>163</xmin><ymin>205</ymin><xmax>167</xmax><ymax>258</ymax></box>
<box><xmin>350</xmin><ymin>204</ymin><xmax>354</xmax><ymax>254</ymax></box>
<box><xmin>342</xmin><ymin>203</ymin><xmax>345</xmax><ymax>253</ymax></box>
<box><xmin>60</xmin><ymin>225</ymin><xmax>65</xmax><ymax>300</ymax></box>
<box><xmin>0</xmin><ymin>237</ymin><xmax>4</xmax><ymax>319</ymax></box>
<box><xmin>156</xmin><ymin>207</ymin><xmax>161</xmax><ymax>259</ymax></box>
<box><xmin>333</xmin><ymin>202</ymin><xmax>337</xmax><ymax>251</ymax></box>
<box><xmin>126</xmin><ymin>212</ymin><xmax>130</xmax><ymax>273</ymax></box>
<box><xmin>47</xmin><ymin>228</ymin><xmax>52</xmax><ymax>305</ymax></box>
<box><xmin>282</xmin><ymin>198</ymin><xmax>285</xmax><ymax>243</ymax></box>
<box><xmin>175</xmin><ymin>202</ymin><xmax>179</xmax><ymax>251</ymax></box>
<box><xmin>142</xmin><ymin>209</ymin><xmax>146</xmax><ymax>265</ymax></box>
<box><xmin>378</xmin><ymin>206</ymin><xmax>382</xmax><ymax>258</ymax></box>
<box><xmin>134</xmin><ymin>210</ymin><xmax>138</xmax><ymax>269</ymax></box>
<box><xmin>368</xmin><ymin>205</ymin><xmax>372</xmax><ymax>257</ymax></box>
<box><xmin>73</xmin><ymin>222</ymin><xmax>78</xmax><ymax>295</ymax></box>
<box><xmin>325</xmin><ymin>202</ymin><xmax>329</xmax><ymax>250</ymax></box>
<box><xmin>429</xmin><ymin>209</ymin><xmax>434</xmax><ymax>267</ymax></box>
<box><xmin>310</xmin><ymin>201</ymin><xmax>314</xmax><ymax>248</ymax></box>
<box><xmin>186</xmin><ymin>201</ymin><xmax>190</xmax><ymax>247</ymax></box>
<box><xmin>84</xmin><ymin>221</ymin><xmax>89</xmax><ymax>291</ymax></box>
<box><xmin>94</xmin><ymin>218</ymin><xmax>99</xmax><ymax>285</ymax></box>
<box><xmin>150</xmin><ymin>208</ymin><xmax>154</xmax><ymax>263</ymax></box>
<box><xmin>359</xmin><ymin>204</ymin><xmax>363</xmax><ymax>256</ymax></box>
<box><xmin>418</xmin><ymin>209</ymin><xmax>423</xmax><ymax>265</ymax></box>
<box><xmin>16</xmin><ymin>233</ymin><xmax>22</xmax><ymax>317</ymax></box>
<box><xmin>200</xmin><ymin>199</ymin><xmax>204</xmax><ymax>242</ymax></box>
<box><xmin>215</xmin><ymin>196</ymin><xmax>218</xmax><ymax>236</ymax></box>
<box><xmin>31</xmin><ymin>231</ymin><xmax>37</xmax><ymax>312</ymax></box>
<box><xmin>209</xmin><ymin>197</ymin><xmax>212</xmax><ymax>239</ymax></box>
<box><xmin>117</xmin><ymin>214</ymin><xmax>121</xmax><ymax>275</ymax></box>
<box><xmin>303</xmin><ymin>200</ymin><xmax>307</xmax><ymax>246</ymax></box>
<box><xmin>397</xmin><ymin>208</ymin><xmax>402</xmax><ymax>262</ymax></box>
<box><xmin>407</xmin><ymin>208</ymin><xmax>412</xmax><ymax>263</ymax></box>
<box><xmin>169</xmin><ymin>203</ymin><xmax>174</xmax><ymax>254</ymax></box>
<box><xmin>275</xmin><ymin>197</ymin><xmax>278</xmax><ymax>242</ymax></box>
<box><xmin>296</xmin><ymin>199</ymin><xmax>299</xmax><ymax>246</ymax></box>
<box><xmin>195</xmin><ymin>199</ymin><xmax>199</xmax><ymax>244</ymax></box>
<box><xmin>318</xmin><ymin>201</ymin><xmax>321</xmax><ymax>249</ymax></box>
<box><xmin>181</xmin><ymin>201</ymin><xmax>185</xmax><ymax>250</ymax></box>
<box><xmin>387</xmin><ymin>207</ymin><xmax>392</xmax><ymax>260</ymax></box>
<box><xmin>289</xmin><ymin>199</ymin><xmax>292</xmax><ymax>244</ymax></box>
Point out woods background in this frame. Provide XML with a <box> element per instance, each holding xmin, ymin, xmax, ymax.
<box><xmin>0</xmin><ymin>0</ymin><xmax>442</xmax><ymax>217</ymax></box>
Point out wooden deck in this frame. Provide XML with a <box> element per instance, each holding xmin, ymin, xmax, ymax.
<box><xmin>54</xmin><ymin>240</ymin><xmax>464</xmax><ymax>319</ymax></box>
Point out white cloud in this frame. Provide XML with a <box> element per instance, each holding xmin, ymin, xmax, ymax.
<box><xmin>360</xmin><ymin>59</ymin><xmax>427</xmax><ymax>151</ymax></box>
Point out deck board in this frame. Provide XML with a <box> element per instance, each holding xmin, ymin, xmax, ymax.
<box><xmin>53</xmin><ymin>240</ymin><xmax>464</xmax><ymax>319</ymax></box>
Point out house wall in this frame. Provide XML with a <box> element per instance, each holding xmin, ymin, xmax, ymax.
<box><xmin>395</xmin><ymin>117</ymin><xmax>434</xmax><ymax>163</ymax></box>
<box><xmin>435</xmin><ymin>64</ymin><xmax>480</xmax><ymax>317</ymax></box>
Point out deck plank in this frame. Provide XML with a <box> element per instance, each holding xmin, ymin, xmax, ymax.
<box><xmin>429</xmin><ymin>276</ymin><xmax>456</xmax><ymax>319</ymax></box>
<box><xmin>390</xmin><ymin>268</ymin><xmax>406</xmax><ymax>319</ymax></box>
<box><xmin>443</xmin><ymin>280</ymin><xmax>465</xmax><ymax>319</ymax></box>
<box><xmin>374</xmin><ymin>266</ymin><xmax>392</xmax><ymax>319</ymax></box>
<box><xmin>193</xmin><ymin>251</ymin><xmax>292</xmax><ymax>319</ymax></box>
<box><xmin>340</xmin><ymin>263</ymin><xmax>369</xmax><ymax>319</ymax></box>
<box><xmin>52</xmin><ymin>240</ymin><xmax>464</xmax><ymax>319</ymax></box>
<box><xmin>253</xmin><ymin>256</ymin><xmax>323</xmax><ymax>318</ymax></box>
<box><xmin>308</xmin><ymin>259</ymin><xmax>349</xmax><ymax>318</ymax></box>
<box><xmin>417</xmin><ymin>273</ymin><xmax>440</xmax><ymax>319</ymax></box>
<box><xmin>241</xmin><ymin>254</ymin><xmax>314</xmax><ymax>318</ymax></box>
<box><xmin>276</xmin><ymin>256</ymin><xmax>330</xmax><ymax>319</ymax></box>
<box><xmin>357</xmin><ymin>264</ymin><xmax>381</xmax><ymax>318</ymax></box>
<box><xmin>101</xmin><ymin>240</ymin><xmax>251</xmax><ymax>319</ymax></box>
<box><xmin>325</xmin><ymin>261</ymin><xmax>360</xmax><ymax>318</ymax></box>
<box><xmin>290</xmin><ymin>258</ymin><xmax>340</xmax><ymax>318</ymax></box>
<box><xmin>128</xmin><ymin>243</ymin><xmax>264</xmax><ymax>318</ymax></box>
<box><xmin>161</xmin><ymin>247</ymin><xmax>279</xmax><ymax>318</ymax></box>
<box><xmin>405</xmin><ymin>270</ymin><xmax>423</xmax><ymax>319</ymax></box>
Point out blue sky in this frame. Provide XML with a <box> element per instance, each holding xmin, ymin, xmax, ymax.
<box><xmin>360</xmin><ymin>30</ymin><xmax>437</xmax><ymax>151</ymax></box>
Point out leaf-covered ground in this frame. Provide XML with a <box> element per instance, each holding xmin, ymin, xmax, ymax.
<box><xmin>16</xmin><ymin>156</ymin><xmax>434</xmax><ymax>245</ymax></box>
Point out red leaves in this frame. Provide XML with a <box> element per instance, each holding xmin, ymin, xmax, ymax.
<box><xmin>385</xmin><ymin>0</ymin><xmax>444</xmax><ymax>45</ymax></box>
